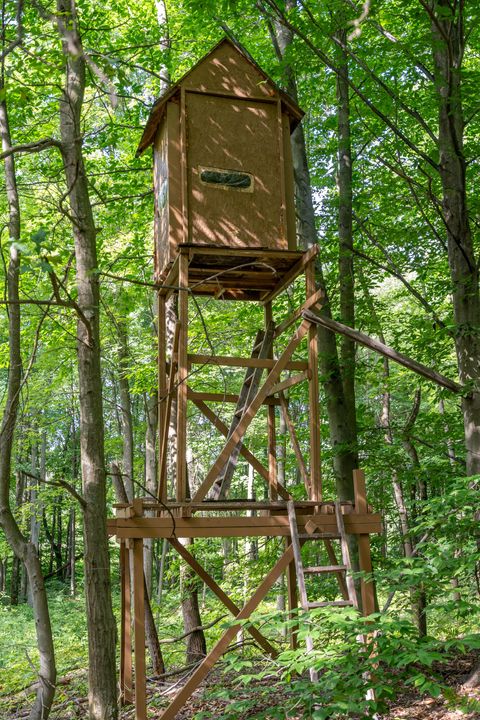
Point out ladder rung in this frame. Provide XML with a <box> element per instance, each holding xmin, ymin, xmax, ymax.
<box><xmin>304</xmin><ymin>565</ymin><xmax>347</xmax><ymax>574</ymax></box>
<box><xmin>307</xmin><ymin>600</ymin><xmax>354</xmax><ymax>609</ymax></box>
<box><xmin>298</xmin><ymin>533</ymin><xmax>340</xmax><ymax>540</ymax></box>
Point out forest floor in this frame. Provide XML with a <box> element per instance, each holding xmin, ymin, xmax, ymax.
<box><xmin>3</xmin><ymin>650</ymin><xmax>479</xmax><ymax>719</ymax></box>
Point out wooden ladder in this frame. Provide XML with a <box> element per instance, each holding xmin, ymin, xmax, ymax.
<box><xmin>287</xmin><ymin>500</ymin><xmax>358</xmax><ymax>682</ymax></box>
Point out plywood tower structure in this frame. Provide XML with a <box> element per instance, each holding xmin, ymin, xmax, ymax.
<box><xmin>108</xmin><ymin>38</ymin><xmax>381</xmax><ymax>720</ymax></box>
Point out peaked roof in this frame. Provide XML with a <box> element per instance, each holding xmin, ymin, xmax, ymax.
<box><xmin>136</xmin><ymin>37</ymin><xmax>304</xmax><ymax>156</ymax></box>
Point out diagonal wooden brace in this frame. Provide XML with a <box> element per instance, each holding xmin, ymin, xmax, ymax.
<box><xmin>192</xmin><ymin>319</ymin><xmax>311</xmax><ymax>502</ymax></box>
<box><xmin>169</xmin><ymin>538</ymin><xmax>277</xmax><ymax>657</ymax></box>
<box><xmin>192</xmin><ymin>398</ymin><xmax>291</xmax><ymax>500</ymax></box>
<box><xmin>159</xmin><ymin>544</ymin><xmax>294</xmax><ymax>720</ymax></box>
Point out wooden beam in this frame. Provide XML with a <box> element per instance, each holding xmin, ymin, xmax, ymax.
<box><xmin>109</xmin><ymin>513</ymin><xmax>383</xmax><ymax>539</ymax></box>
<box><xmin>159</xmin><ymin>322</ymin><xmax>180</xmax><ymax>503</ymax></box>
<box><xmin>274</xmin><ymin>288</ymin><xmax>324</xmax><ymax>338</ymax></box>
<box><xmin>158</xmin><ymin>253</ymin><xmax>179</xmax><ymax>297</ymax></box>
<box><xmin>192</xmin><ymin>320</ymin><xmax>311</xmax><ymax>503</ymax></box>
<box><xmin>158</xmin><ymin>294</ymin><xmax>167</xmax><ymax>503</ymax></box>
<box><xmin>169</xmin><ymin>538</ymin><xmax>277</xmax><ymax>657</ymax></box>
<box><xmin>176</xmin><ymin>254</ymin><xmax>189</xmax><ymax>502</ymax></box>
<box><xmin>261</xmin><ymin>245</ymin><xmax>319</xmax><ymax>304</ymax></box>
<box><xmin>188</xmin><ymin>354</ymin><xmax>308</xmax><ymax>371</ymax></box>
<box><xmin>303</xmin><ymin>309</ymin><xmax>464</xmax><ymax>394</ymax></box>
<box><xmin>278</xmin><ymin>392</ymin><xmax>310</xmax><ymax>494</ymax></box>
<box><xmin>133</xmin><ymin>539</ymin><xmax>146</xmax><ymax>720</ymax></box>
<box><xmin>353</xmin><ymin>469</ymin><xmax>376</xmax><ymax>616</ymax></box>
<box><xmin>158</xmin><ymin>545</ymin><xmax>294</xmax><ymax>720</ymax></box>
<box><xmin>120</xmin><ymin>541</ymin><xmax>133</xmax><ymax>705</ymax></box>
<box><xmin>182</xmin><ymin>244</ymin><xmax>303</xmax><ymax>261</ymax></box>
<box><xmin>268</xmin><ymin>371</ymin><xmax>310</xmax><ymax>397</ymax></box>
<box><xmin>192</xmin><ymin>398</ymin><xmax>291</xmax><ymax>500</ymax></box>
<box><xmin>187</xmin><ymin>389</ymin><xmax>281</xmax><ymax>405</ymax></box>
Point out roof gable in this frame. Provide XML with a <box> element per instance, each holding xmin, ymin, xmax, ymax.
<box><xmin>136</xmin><ymin>37</ymin><xmax>303</xmax><ymax>156</ymax></box>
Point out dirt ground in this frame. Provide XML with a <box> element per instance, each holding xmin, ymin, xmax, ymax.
<box><xmin>5</xmin><ymin>651</ymin><xmax>480</xmax><ymax>719</ymax></box>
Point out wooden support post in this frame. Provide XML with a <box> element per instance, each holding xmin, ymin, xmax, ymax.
<box><xmin>159</xmin><ymin>545</ymin><xmax>294</xmax><ymax>720</ymax></box>
<box><xmin>265</xmin><ymin>302</ymin><xmax>277</xmax><ymax>502</ymax></box>
<box><xmin>159</xmin><ymin>323</ymin><xmax>180</xmax><ymax>501</ymax></box>
<box><xmin>169</xmin><ymin>538</ymin><xmax>277</xmax><ymax>656</ymax></box>
<box><xmin>133</xmin><ymin>539</ymin><xmax>147</xmax><ymax>720</ymax></box>
<box><xmin>353</xmin><ymin>469</ymin><xmax>376</xmax><ymax>616</ymax></box>
<box><xmin>158</xmin><ymin>293</ymin><xmax>167</xmax><ymax>502</ymax></box>
<box><xmin>177</xmin><ymin>252</ymin><xmax>189</xmax><ymax>502</ymax></box>
<box><xmin>120</xmin><ymin>540</ymin><xmax>133</xmax><ymax>705</ymax></box>
<box><xmin>305</xmin><ymin>260</ymin><xmax>321</xmax><ymax>501</ymax></box>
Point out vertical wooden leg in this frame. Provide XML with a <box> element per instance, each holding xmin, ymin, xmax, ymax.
<box><xmin>305</xmin><ymin>261</ymin><xmax>321</xmax><ymax>501</ymax></box>
<box><xmin>286</xmin><ymin>542</ymin><xmax>298</xmax><ymax>650</ymax></box>
<box><xmin>353</xmin><ymin>469</ymin><xmax>376</xmax><ymax>615</ymax></box>
<box><xmin>133</xmin><ymin>539</ymin><xmax>147</xmax><ymax>720</ymax></box>
<box><xmin>265</xmin><ymin>302</ymin><xmax>277</xmax><ymax>502</ymax></box>
<box><xmin>177</xmin><ymin>251</ymin><xmax>189</xmax><ymax>503</ymax></box>
<box><xmin>158</xmin><ymin>292</ymin><xmax>167</xmax><ymax>503</ymax></box>
<box><xmin>120</xmin><ymin>540</ymin><xmax>133</xmax><ymax>705</ymax></box>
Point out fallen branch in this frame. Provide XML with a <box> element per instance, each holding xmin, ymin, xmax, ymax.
<box><xmin>160</xmin><ymin>615</ymin><xmax>227</xmax><ymax>644</ymax></box>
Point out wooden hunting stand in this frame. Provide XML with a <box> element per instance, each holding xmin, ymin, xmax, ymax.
<box><xmin>108</xmin><ymin>38</ymin><xmax>381</xmax><ymax>720</ymax></box>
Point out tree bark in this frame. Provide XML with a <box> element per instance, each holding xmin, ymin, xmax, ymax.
<box><xmin>0</xmin><ymin>79</ymin><xmax>57</xmax><ymax>720</ymax></box>
<box><xmin>272</xmin><ymin>4</ymin><xmax>358</xmax><ymax>503</ymax></box>
<box><xmin>55</xmin><ymin>2</ymin><xmax>117</xmax><ymax>716</ymax></box>
<box><xmin>431</xmin><ymin>1</ymin><xmax>480</xmax><ymax>475</ymax></box>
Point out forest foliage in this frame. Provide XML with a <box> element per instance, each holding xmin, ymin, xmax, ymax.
<box><xmin>0</xmin><ymin>0</ymin><xmax>479</xmax><ymax>719</ymax></box>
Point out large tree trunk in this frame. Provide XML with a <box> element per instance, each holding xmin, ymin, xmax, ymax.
<box><xmin>431</xmin><ymin>1</ymin><xmax>480</xmax><ymax>475</ymax></box>
<box><xmin>430</xmin><ymin>1</ymin><xmax>480</xmax><ymax>682</ymax></box>
<box><xmin>55</xmin><ymin>3</ymin><xmax>117</xmax><ymax>716</ymax></box>
<box><xmin>0</xmin><ymin>83</ymin><xmax>56</xmax><ymax>720</ymax></box>
<box><xmin>273</xmin><ymin>5</ymin><xmax>358</xmax><ymax>503</ymax></box>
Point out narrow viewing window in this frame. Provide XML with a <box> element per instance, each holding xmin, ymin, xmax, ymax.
<box><xmin>199</xmin><ymin>167</ymin><xmax>254</xmax><ymax>192</ymax></box>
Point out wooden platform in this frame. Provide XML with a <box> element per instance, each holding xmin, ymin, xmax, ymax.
<box><xmin>158</xmin><ymin>244</ymin><xmax>316</xmax><ymax>301</ymax></box>
<box><xmin>108</xmin><ymin>500</ymin><xmax>382</xmax><ymax>539</ymax></box>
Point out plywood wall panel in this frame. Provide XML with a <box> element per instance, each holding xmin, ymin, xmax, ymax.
<box><xmin>186</xmin><ymin>92</ymin><xmax>286</xmax><ymax>250</ymax></box>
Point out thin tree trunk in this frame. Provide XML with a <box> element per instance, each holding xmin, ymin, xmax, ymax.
<box><xmin>55</xmin><ymin>3</ymin><xmax>117</xmax><ymax>716</ymax></box>
<box><xmin>144</xmin><ymin>390</ymin><xmax>158</xmax><ymax>596</ymax></box>
<box><xmin>402</xmin><ymin>391</ymin><xmax>428</xmax><ymax>637</ymax></box>
<box><xmin>118</xmin><ymin>323</ymin><xmax>134</xmax><ymax>502</ymax></box>
<box><xmin>180</xmin><ymin>536</ymin><xmax>207</xmax><ymax>664</ymax></box>
<box><xmin>0</xmin><ymin>77</ymin><xmax>56</xmax><ymax>720</ymax></box>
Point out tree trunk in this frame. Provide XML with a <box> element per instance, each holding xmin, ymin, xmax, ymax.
<box><xmin>144</xmin><ymin>390</ymin><xmax>158</xmax><ymax>595</ymax></box>
<box><xmin>180</xmin><ymin>537</ymin><xmax>207</xmax><ymax>664</ymax></box>
<box><xmin>273</xmin><ymin>4</ymin><xmax>358</xmax><ymax>503</ymax></box>
<box><xmin>430</xmin><ymin>2</ymin><xmax>480</xmax><ymax>677</ymax></box>
<box><xmin>55</xmin><ymin>3</ymin><xmax>117</xmax><ymax>716</ymax></box>
<box><xmin>118</xmin><ymin>323</ymin><xmax>134</xmax><ymax>502</ymax></box>
<box><xmin>431</xmin><ymin>1</ymin><xmax>480</xmax><ymax>475</ymax></box>
<box><xmin>0</xmin><ymin>82</ymin><xmax>57</xmax><ymax>720</ymax></box>
<box><xmin>336</xmin><ymin>27</ymin><xmax>356</xmax><ymax>426</ymax></box>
